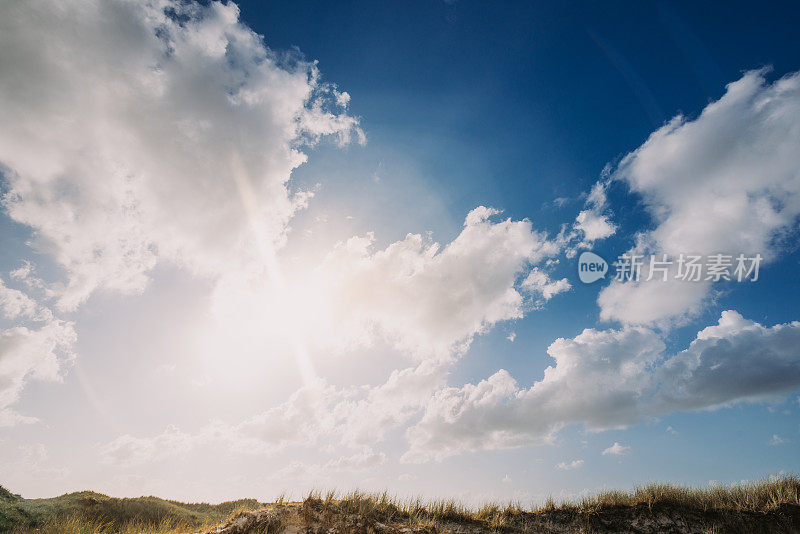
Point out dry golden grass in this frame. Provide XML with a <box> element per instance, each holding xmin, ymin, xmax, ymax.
<box><xmin>10</xmin><ymin>504</ymin><xmax>254</xmax><ymax>534</ymax></box>
<box><xmin>12</xmin><ymin>515</ymin><xmax>195</xmax><ymax>534</ymax></box>
<box><xmin>574</xmin><ymin>474</ymin><xmax>800</xmax><ymax>513</ymax></box>
<box><xmin>302</xmin><ymin>474</ymin><xmax>799</xmax><ymax>529</ymax></box>
<box><xmin>8</xmin><ymin>474</ymin><xmax>799</xmax><ymax>533</ymax></box>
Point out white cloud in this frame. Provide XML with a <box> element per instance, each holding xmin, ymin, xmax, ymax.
<box><xmin>1</xmin><ymin>0</ymin><xmax>577</xmax><ymax>454</ymax></box>
<box><xmin>555</xmin><ymin>459</ymin><xmax>584</xmax><ymax>470</ymax></box>
<box><xmin>404</xmin><ymin>311</ymin><xmax>800</xmax><ymax>461</ymax></box>
<box><xmin>520</xmin><ymin>268</ymin><xmax>571</xmax><ymax>304</ymax></box>
<box><xmin>563</xmin><ymin>177</ymin><xmax>617</xmax><ymax>254</ymax></box>
<box><xmin>599</xmin><ymin>69</ymin><xmax>800</xmax><ymax>325</ymax></box>
<box><xmin>97</xmin><ymin>205</ymin><xmax>568</xmax><ymax>463</ymax></box>
<box><xmin>602</xmin><ymin>442</ymin><xmax>631</xmax><ymax>456</ymax></box>
<box><xmin>0</xmin><ymin>319</ymin><xmax>76</xmax><ymax>424</ymax></box>
<box><xmin>0</xmin><ymin>278</ymin><xmax>49</xmax><ymax>321</ymax></box>
<box><xmin>404</xmin><ymin>324</ymin><xmax>662</xmax><ymax>462</ymax></box>
<box><xmin>207</xmin><ymin>207</ymin><xmax>564</xmax><ymax>364</ymax></box>
<box><xmin>575</xmin><ymin>210</ymin><xmax>616</xmax><ymax>242</ymax></box>
<box><xmin>0</xmin><ymin>0</ymin><xmax>362</xmax><ymax>311</ymax></box>
<box><xmin>769</xmin><ymin>434</ymin><xmax>789</xmax><ymax>446</ymax></box>
<box><xmin>654</xmin><ymin>311</ymin><xmax>800</xmax><ymax>412</ymax></box>
<box><xmin>100</xmin><ymin>360</ymin><xmax>447</xmax><ymax>464</ymax></box>
<box><xmin>311</xmin><ymin>207</ymin><xmax>562</xmax><ymax>360</ymax></box>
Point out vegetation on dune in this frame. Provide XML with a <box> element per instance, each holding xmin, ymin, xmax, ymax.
<box><xmin>300</xmin><ymin>475</ymin><xmax>800</xmax><ymax>530</ymax></box>
<box><xmin>2</xmin><ymin>474</ymin><xmax>799</xmax><ymax>533</ymax></box>
<box><xmin>0</xmin><ymin>485</ymin><xmax>263</xmax><ymax>533</ymax></box>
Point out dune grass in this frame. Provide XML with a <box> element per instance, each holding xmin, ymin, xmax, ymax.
<box><xmin>301</xmin><ymin>474</ymin><xmax>800</xmax><ymax>529</ymax></box>
<box><xmin>0</xmin><ymin>485</ymin><xmax>264</xmax><ymax>533</ymax></box>
<box><xmin>3</xmin><ymin>474</ymin><xmax>798</xmax><ymax>532</ymax></box>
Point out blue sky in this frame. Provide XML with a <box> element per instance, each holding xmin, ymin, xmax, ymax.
<box><xmin>0</xmin><ymin>0</ymin><xmax>799</xmax><ymax>504</ymax></box>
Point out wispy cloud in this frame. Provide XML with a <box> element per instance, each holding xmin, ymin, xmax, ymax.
<box><xmin>602</xmin><ymin>442</ymin><xmax>631</xmax><ymax>456</ymax></box>
<box><xmin>555</xmin><ymin>459</ymin><xmax>584</xmax><ymax>471</ymax></box>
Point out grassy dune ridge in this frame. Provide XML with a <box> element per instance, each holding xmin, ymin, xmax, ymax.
<box><xmin>2</xmin><ymin>474</ymin><xmax>799</xmax><ymax>533</ymax></box>
<box><xmin>0</xmin><ymin>485</ymin><xmax>263</xmax><ymax>533</ymax></box>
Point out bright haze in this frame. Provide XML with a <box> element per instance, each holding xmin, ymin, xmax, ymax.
<box><xmin>1</xmin><ymin>0</ymin><xmax>799</xmax><ymax>504</ymax></box>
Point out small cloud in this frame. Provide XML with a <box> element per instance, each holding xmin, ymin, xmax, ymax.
<box><xmin>507</xmin><ymin>332</ymin><xmax>516</xmax><ymax>342</ymax></box>
<box><xmin>520</xmin><ymin>268</ymin><xmax>571</xmax><ymax>303</ymax></box>
<box><xmin>602</xmin><ymin>442</ymin><xmax>631</xmax><ymax>456</ymax></box>
<box><xmin>555</xmin><ymin>459</ymin><xmax>584</xmax><ymax>471</ymax></box>
<box><xmin>552</xmin><ymin>197</ymin><xmax>570</xmax><ymax>208</ymax></box>
<box><xmin>335</xmin><ymin>90</ymin><xmax>350</xmax><ymax>108</ymax></box>
<box><xmin>666</xmin><ymin>426</ymin><xmax>678</xmax><ymax>435</ymax></box>
<box><xmin>770</xmin><ymin>434</ymin><xmax>790</xmax><ymax>446</ymax></box>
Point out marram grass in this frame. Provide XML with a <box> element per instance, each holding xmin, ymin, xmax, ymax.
<box><xmin>4</xmin><ymin>474</ymin><xmax>799</xmax><ymax>533</ymax></box>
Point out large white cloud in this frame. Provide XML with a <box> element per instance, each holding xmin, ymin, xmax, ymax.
<box><xmin>0</xmin><ymin>0</ymin><xmax>362</xmax><ymax>311</ymax></box>
<box><xmin>201</xmin><ymin>206</ymin><xmax>567</xmax><ymax>372</ymax></box>
<box><xmin>404</xmin><ymin>324</ymin><xmax>664</xmax><ymax>462</ymax></box>
<box><xmin>313</xmin><ymin>207</ymin><xmax>563</xmax><ymax>360</ymax></box>
<box><xmin>403</xmin><ymin>311</ymin><xmax>800</xmax><ymax>462</ymax></box>
<box><xmin>100</xmin><ymin>208</ymin><xmax>568</xmax><ymax>461</ymax></box>
<box><xmin>2</xmin><ymin>0</ymin><xmax>578</xmax><ymax>446</ymax></box>
<box><xmin>655</xmin><ymin>310</ymin><xmax>800</xmax><ymax>411</ymax></box>
<box><xmin>598</xmin><ymin>69</ymin><xmax>800</xmax><ymax>325</ymax></box>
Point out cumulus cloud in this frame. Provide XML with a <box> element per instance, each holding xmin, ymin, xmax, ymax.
<box><xmin>313</xmin><ymin>207</ymin><xmax>563</xmax><ymax>360</ymax></box>
<box><xmin>654</xmin><ymin>311</ymin><xmax>800</xmax><ymax>412</ymax></box>
<box><xmin>99</xmin><ymin>361</ymin><xmax>447</xmax><ymax>464</ymax></box>
<box><xmin>0</xmin><ymin>320</ymin><xmax>76</xmax><ymax>425</ymax></box>
<box><xmin>0</xmin><ymin>0</ymin><xmax>368</xmax><ymax>430</ymax></box>
<box><xmin>599</xmin><ymin>69</ymin><xmax>800</xmax><ymax>325</ymax></box>
<box><xmin>2</xmin><ymin>0</ymin><xmax>577</xmax><ymax>450</ymax></box>
<box><xmin>403</xmin><ymin>311</ymin><xmax>800</xmax><ymax>461</ymax></box>
<box><xmin>602</xmin><ymin>442</ymin><xmax>631</xmax><ymax>456</ymax></box>
<box><xmin>0</xmin><ymin>0</ymin><xmax>362</xmax><ymax>311</ymax></box>
<box><xmin>520</xmin><ymin>268</ymin><xmax>571</xmax><ymax>305</ymax></box>
<box><xmin>0</xmin><ymin>273</ymin><xmax>72</xmax><ymax>426</ymax></box>
<box><xmin>97</xmin><ymin>205</ymin><xmax>569</xmax><ymax>463</ymax></box>
<box><xmin>204</xmin><ymin>207</ymin><xmax>565</xmax><ymax>365</ymax></box>
<box><xmin>0</xmin><ymin>278</ymin><xmax>49</xmax><ymax>321</ymax></box>
<box><xmin>404</xmin><ymin>325</ymin><xmax>663</xmax><ymax>461</ymax></box>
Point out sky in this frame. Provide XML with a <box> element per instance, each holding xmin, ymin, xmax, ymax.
<box><xmin>1</xmin><ymin>0</ymin><xmax>799</xmax><ymax>505</ymax></box>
